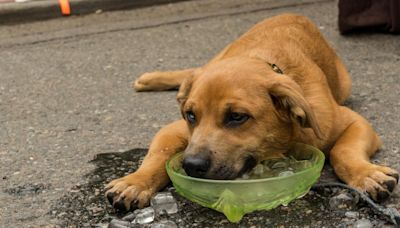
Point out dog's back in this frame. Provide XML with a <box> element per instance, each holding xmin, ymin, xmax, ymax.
<box><xmin>209</xmin><ymin>14</ymin><xmax>351</xmax><ymax>105</ymax></box>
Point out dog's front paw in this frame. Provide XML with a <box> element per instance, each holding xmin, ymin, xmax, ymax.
<box><xmin>105</xmin><ymin>172</ymin><xmax>154</xmax><ymax>211</ymax></box>
<box><xmin>348</xmin><ymin>164</ymin><xmax>399</xmax><ymax>202</ymax></box>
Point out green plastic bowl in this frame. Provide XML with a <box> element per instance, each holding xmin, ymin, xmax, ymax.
<box><xmin>166</xmin><ymin>143</ymin><xmax>325</xmax><ymax>223</ymax></box>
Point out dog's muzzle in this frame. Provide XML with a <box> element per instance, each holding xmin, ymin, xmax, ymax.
<box><xmin>182</xmin><ymin>153</ymin><xmax>211</xmax><ymax>178</ymax></box>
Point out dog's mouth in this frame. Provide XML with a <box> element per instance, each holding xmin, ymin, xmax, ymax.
<box><xmin>206</xmin><ymin>155</ymin><xmax>257</xmax><ymax>180</ymax></box>
<box><xmin>182</xmin><ymin>149</ymin><xmax>257</xmax><ymax>180</ymax></box>
<box><xmin>237</xmin><ymin>155</ymin><xmax>257</xmax><ymax>177</ymax></box>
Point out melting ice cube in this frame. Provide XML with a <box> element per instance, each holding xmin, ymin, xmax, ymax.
<box><xmin>150</xmin><ymin>192</ymin><xmax>178</xmax><ymax>215</ymax></box>
<box><xmin>132</xmin><ymin>207</ymin><xmax>155</xmax><ymax>224</ymax></box>
<box><xmin>150</xmin><ymin>220</ymin><xmax>178</xmax><ymax>228</ymax></box>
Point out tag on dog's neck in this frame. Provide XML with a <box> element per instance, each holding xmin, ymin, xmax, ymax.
<box><xmin>267</xmin><ymin>62</ymin><xmax>283</xmax><ymax>74</ymax></box>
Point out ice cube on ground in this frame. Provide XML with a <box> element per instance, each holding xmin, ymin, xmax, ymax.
<box><xmin>108</xmin><ymin>218</ymin><xmax>130</xmax><ymax>228</ymax></box>
<box><xmin>150</xmin><ymin>220</ymin><xmax>178</xmax><ymax>228</ymax></box>
<box><xmin>353</xmin><ymin>219</ymin><xmax>373</xmax><ymax>228</ymax></box>
<box><xmin>121</xmin><ymin>212</ymin><xmax>136</xmax><ymax>221</ymax></box>
<box><xmin>132</xmin><ymin>207</ymin><xmax>155</xmax><ymax>224</ymax></box>
<box><xmin>150</xmin><ymin>192</ymin><xmax>178</xmax><ymax>215</ymax></box>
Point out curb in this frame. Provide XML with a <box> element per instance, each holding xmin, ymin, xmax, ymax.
<box><xmin>0</xmin><ymin>0</ymin><xmax>188</xmax><ymax>25</ymax></box>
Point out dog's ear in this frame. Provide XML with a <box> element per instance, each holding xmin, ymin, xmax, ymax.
<box><xmin>177</xmin><ymin>75</ymin><xmax>194</xmax><ymax>106</ymax></box>
<box><xmin>268</xmin><ymin>77</ymin><xmax>323</xmax><ymax>139</ymax></box>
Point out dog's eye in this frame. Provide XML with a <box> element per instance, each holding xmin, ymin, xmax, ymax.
<box><xmin>225</xmin><ymin>112</ymin><xmax>249</xmax><ymax>127</ymax></box>
<box><xmin>185</xmin><ymin>111</ymin><xmax>196</xmax><ymax>125</ymax></box>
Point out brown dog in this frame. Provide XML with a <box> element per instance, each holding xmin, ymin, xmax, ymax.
<box><xmin>105</xmin><ymin>14</ymin><xmax>399</xmax><ymax>211</ymax></box>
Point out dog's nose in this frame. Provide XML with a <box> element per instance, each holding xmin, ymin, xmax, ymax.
<box><xmin>182</xmin><ymin>154</ymin><xmax>211</xmax><ymax>178</ymax></box>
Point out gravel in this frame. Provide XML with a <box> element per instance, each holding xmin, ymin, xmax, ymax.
<box><xmin>329</xmin><ymin>192</ymin><xmax>358</xmax><ymax>210</ymax></box>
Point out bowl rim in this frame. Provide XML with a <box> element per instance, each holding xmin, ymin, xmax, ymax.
<box><xmin>166</xmin><ymin>144</ymin><xmax>325</xmax><ymax>184</ymax></box>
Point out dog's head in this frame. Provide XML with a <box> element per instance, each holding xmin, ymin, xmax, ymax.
<box><xmin>177</xmin><ymin>57</ymin><xmax>322</xmax><ymax>179</ymax></box>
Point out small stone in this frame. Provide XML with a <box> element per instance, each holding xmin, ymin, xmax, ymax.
<box><xmin>150</xmin><ymin>192</ymin><xmax>178</xmax><ymax>215</ymax></box>
<box><xmin>132</xmin><ymin>207</ymin><xmax>155</xmax><ymax>224</ymax></box>
<box><xmin>150</xmin><ymin>220</ymin><xmax>178</xmax><ymax>228</ymax></box>
<box><xmin>329</xmin><ymin>192</ymin><xmax>356</xmax><ymax>210</ymax></box>
<box><xmin>353</xmin><ymin>219</ymin><xmax>373</xmax><ymax>228</ymax></box>
<box><xmin>88</xmin><ymin>206</ymin><xmax>103</xmax><ymax>214</ymax></box>
<box><xmin>345</xmin><ymin>211</ymin><xmax>359</xmax><ymax>218</ymax></box>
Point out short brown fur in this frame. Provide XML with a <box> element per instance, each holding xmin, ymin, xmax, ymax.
<box><xmin>106</xmin><ymin>14</ymin><xmax>398</xmax><ymax>210</ymax></box>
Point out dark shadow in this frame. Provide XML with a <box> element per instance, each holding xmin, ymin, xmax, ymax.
<box><xmin>50</xmin><ymin>148</ymin><xmax>388</xmax><ymax>227</ymax></box>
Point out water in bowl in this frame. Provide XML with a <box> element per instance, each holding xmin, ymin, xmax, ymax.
<box><xmin>237</xmin><ymin>156</ymin><xmax>312</xmax><ymax>180</ymax></box>
<box><xmin>175</xmin><ymin>156</ymin><xmax>312</xmax><ymax>180</ymax></box>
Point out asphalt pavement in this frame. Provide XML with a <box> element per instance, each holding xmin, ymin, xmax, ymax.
<box><xmin>1</xmin><ymin>0</ymin><xmax>399</xmax><ymax>227</ymax></box>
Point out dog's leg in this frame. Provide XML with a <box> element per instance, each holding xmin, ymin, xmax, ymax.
<box><xmin>330</xmin><ymin>107</ymin><xmax>399</xmax><ymax>201</ymax></box>
<box><xmin>105</xmin><ymin>120</ymin><xmax>188</xmax><ymax>211</ymax></box>
<box><xmin>134</xmin><ymin>68</ymin><xmax>196</xmax><ymax>91</ymax></box>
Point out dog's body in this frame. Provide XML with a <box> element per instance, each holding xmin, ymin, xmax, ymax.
<box><xmin>106</xmin><ymin>14</ymin><xmax>398</xmax><ymax>211</ymax></box>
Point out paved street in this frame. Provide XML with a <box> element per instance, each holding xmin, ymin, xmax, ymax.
<box><xmin>0</xmin><ymin>0</ymin><xmax>399</xmax><ymax>227</ymax></box>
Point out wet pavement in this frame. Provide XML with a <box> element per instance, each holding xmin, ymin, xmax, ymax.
<box><xmin>49</xmin><ymin>148</ymin><xmax>397</xmax><ymax>227</ymax></box>
<box><xmin>1</xmin><ymin>0</ymin><xmax>400</xmax><ymax>227</ymax></box>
